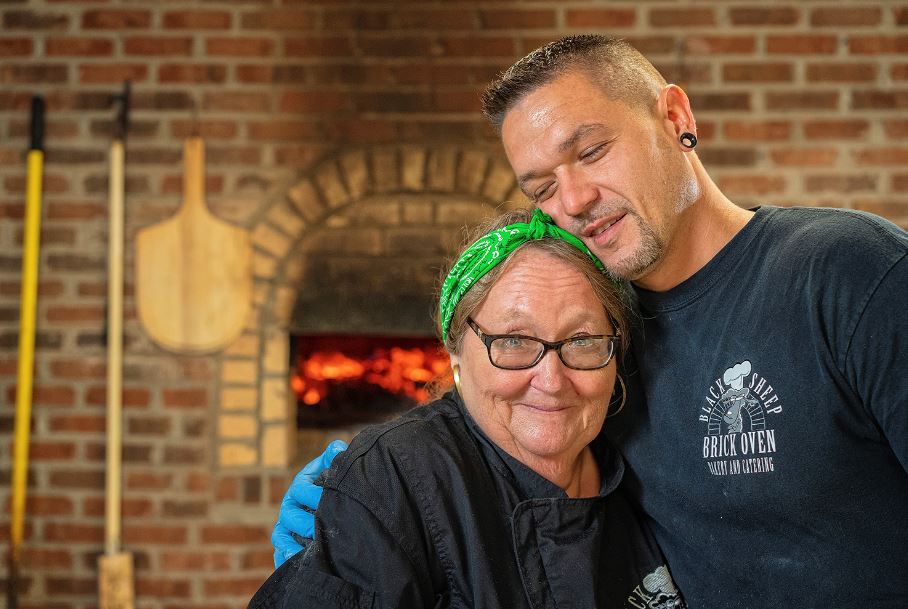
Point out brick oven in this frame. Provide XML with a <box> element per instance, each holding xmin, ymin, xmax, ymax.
<box><xmin>221</xmin><ymin>144</ymin><xmax>521</xmax><ymax>467</ymax></box>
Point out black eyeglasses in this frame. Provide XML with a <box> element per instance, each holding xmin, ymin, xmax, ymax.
<box><xmin>466</xmin><ymin>318</ymin><xmax>618</xmax><ymax>371</ymax></box>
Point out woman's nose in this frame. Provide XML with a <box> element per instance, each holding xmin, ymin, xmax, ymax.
<box><xmin>531</xmin><ymin>349</ymin><xmax>568</xmax><ymax>393</ymax></box>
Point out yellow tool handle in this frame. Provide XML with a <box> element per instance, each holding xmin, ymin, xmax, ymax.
<box><xmin>11</xmin><ymin>149</ymin><xmax>44</xmax><ymax>557</ymax></box>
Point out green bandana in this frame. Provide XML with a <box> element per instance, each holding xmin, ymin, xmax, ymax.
<box><xmin>439</xmin><ymin>208</ymin><xmax>605</xmax><ymax>342</ymax></box>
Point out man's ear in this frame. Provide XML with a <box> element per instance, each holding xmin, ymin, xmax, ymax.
<box><xmin>657</xmin><ymin>84</ymin><xmax>697</xmax><ymax>150</ymax></box>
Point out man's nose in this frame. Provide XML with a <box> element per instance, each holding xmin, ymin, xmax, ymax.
<box><xmin>558</xmin><ymin>169</ymin><xmax>598</xmax><ymax>217</ymax></box>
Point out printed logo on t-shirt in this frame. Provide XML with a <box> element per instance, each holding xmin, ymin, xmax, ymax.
<box><xmin>625</xmin><ymin>565</ymin><xmax>686</xmax><ymax>609</ymax></box>
<box><xmin>699</xmin><ymin>360</ymin><xmax>782</xmax><ymax>477</ymax></box>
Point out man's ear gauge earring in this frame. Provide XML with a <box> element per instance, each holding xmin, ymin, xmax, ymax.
<box><xmin>680</xmin><ymin>132</ymin><xmax>697</xmax><ymax>149</ymax></box>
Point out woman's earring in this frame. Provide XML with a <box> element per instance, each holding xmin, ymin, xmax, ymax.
<box><xmin>606</xmin><ymin>374</ymin><xmax>626</xmax><ymax>418</ymax></box>
<box><xmin>679</xmin><ymin>132</ymin><xmax>697</xmax><ymax>149</ymax></box>
<box><xmin>453</xmin><ymin>364</ymin><xmax>462</xmax><ymax>395</ymax></box>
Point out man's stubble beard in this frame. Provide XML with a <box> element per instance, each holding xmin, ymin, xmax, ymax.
<box><xmin>571</xmin><ymin>174</ymin><xmax>700</xmax><ymax>283</ymax></box>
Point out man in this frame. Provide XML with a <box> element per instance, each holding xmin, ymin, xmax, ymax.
<box><xmin>273</xmin><ymin>35</ymin><xmax>908</xmax><ymax>608</ymax></box>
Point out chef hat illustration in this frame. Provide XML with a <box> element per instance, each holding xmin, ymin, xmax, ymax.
<box><xmin>722</xmin><ymin>360</ymin><xmax>752</xmax><ymax>390</ymax></box>
<box><xmin>643</xmin><ymin>566</ymin><xmax>680</xmax><ymax>597</ymax></box>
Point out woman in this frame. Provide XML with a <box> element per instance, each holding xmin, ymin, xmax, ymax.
<box><xmin>248</xmin><ymin>209</ymin><xmax>684</xmax><ymax>609</ymax></box>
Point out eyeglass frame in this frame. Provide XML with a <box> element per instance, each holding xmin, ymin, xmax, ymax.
<box><xmin>466</xmin><ymin>317</ymin><xmax>619</xmax><ymax>371</ymax></box>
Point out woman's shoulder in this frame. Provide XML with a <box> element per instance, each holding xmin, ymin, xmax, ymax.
<box><xmin>324</xmin><ymin>394</ymin><xmax>474</xmax><ymax>492</ymax></box>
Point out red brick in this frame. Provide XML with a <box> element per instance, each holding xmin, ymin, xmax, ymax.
<box><xmin>3</xmin><ymin>10</ymin><xmax>69</xmax><ymax>30</ymax></box>
<box><xmin>804</xmin><ymin>174</ymin><xmax>878</xmax><ymax>193</ymax></box>
<box><xmin>248</xmin><ymin>120</ymin><xmax>319</xmax><ymax>140</ymax></box>
<box><xmin>158</xmin><ymin>64</ymin><xmax>228</xmax><ymax>84</ymax></box>
<box><xmin>852</xmin><ymin>90</ymin><xmax>908</xmax><ymax>110</ymax></box>
<box><xmin>78</xmin><ymin>64</ymin><xmax>148</xmax><ymax>84</ymax></box>
<box><xmin>0</xmin><ymin>63</ymin><xmax>69</xmax><ymax>84</ymax></box>
<box><xmin>45</xmin><ymin>576</ymin><xmax>95</xmax><ymax>595</ymax></box>
<box><xmin>804</xmin><ymin>119</ymin><xmax>870</xmax><ymax>140</ymax></box>
<box><xmin>0</xmin><ymin>38</ymin><xmax>33</xmax><ymax>56</ymax></box>
<box><xmin>25</xmin><ymin>494</ymin><xmax>75</xmax><ymax>517</ymax></box>
<box><xmin>127</xmin><ymin>471</ymin><xmax>174</xmax><ymax>491</ymax></box>
<box><xmin>729</xmin><ymin>8</ymin><xmax>800</xmax><ymax>25</ymax></box>
<box><xmin>29</xmin><ymin>441</ymin><xmax>77</xmax><ymax>461</ymax></box>
<box><xmin>565</xmin><ymin>9</ymin><xmax>636</xmax><ymax>28</ymax></box>
<box><xmin>723</xmin><ymin>121</ymin><xmax>791</xmax><ymax>142</ymax></box>
<box><xmin>766</xmin><ymin>35</ymin><xmax>838</xmax><ymax>54</ymax></box>
<box><xmin>278</xmin><ymin>91</ymin><xmax>349</xmax><ymax>113</ymax></box>
<box><xmin>434</xmin><ymin>36</ymin><xmax>516</xmax><ymax>58</ymax></box>
<box><xmin>124</xmin><ymin>36</ymin><xmax>193</xmax><ymax>56</ymax></box>
<box><xmin>849</xmin><ymin>36</ymin><xmax>908</xmax><ymax>54</ymax></box>
<box><xmin>21</xmin><ymin>548</ymin><xmax>72</xmax><ymax>569</ymax></box>
<box><xmin>162</xmin><ymin>388</ymin><xmax>207</xmax><ymax>409</ymax></box>
<box><xmin>621</xmin><ymin>36</ymin><xmax>676</xmax><ymax>55</ymax></box>
<box><xmin>853</xmin><ymin>147</ymin><xmax>908</xmax><ymax>166</ymax></box>
<box><xmin>396</xmin><ymin>8</ymin><xmax>478</xmax><ymax>30</ymax></box>
<box><xmin>48</xmin><ymin>470</ymin><xmax>104</xmax><ymax>490</ymax></box>
<box><xmin>883</xmin><ymin>120</ymin><xmax>908</xmax><ymax>139</ymax></box>
<box><xmin>202</xmin><ymin>91</ymin><xmax>271</xmax><ymax>112</ymax></box>
<box><xmin>163</xmin><ymin>10</ymin><xmax>232</xmax><ymax>30</ymax></box>
<box><xmin>717</xmin><ymin>175</ymin><xmax>787</xmax><ymax>195</ymax></box>
<box><xmin>46</xmin><ymin>305</ymin><xmax>105</xmax><ymax>322</ymax></box>
<box><xmin>201</xmin><ymin>524</ymin><xmax>268</xmax><ymax>544</ymax></box>
<box><xmin>893</xmin><ymin>174</ymin><xmax>908</xmax><ymax>191</ymax></box>
<box><xmin>45</xmin><ymin>522</ymin><xmax>103</xmax><ymax>543</ymax></box>
<box><xmin>479</xmin><ymin>9</ymin><xmax>555</xmax><ymax>29</ymax></box>
<box><xmin>893</xmin><ymin>64</ymin><xmax>908</xmax><ymax>81</ymax></box>
<box><xmin>46</xmin><ymin>37</ymin><xmax>113</xmax><ymax>56</ymax></box>
<box><xmin>284</xmin><ymin>37</ymin><xmax>354</xmax><ymax>57</ymax></box>
<box><xmin>124</xmin><ymin>525</ymin><xmax>188</xmax><ymax>545</ymax></box>
<box><xmin>771</xmin><ymin>148</ymin><xmax>838</xmax><ymax>167</ymax></box>
<box><xmin>202</xmin><ymin>577</ymin><xmax>263</xmax><ymax>597</ymax></box>
<box><xmin>765</xmin><ymin>91</ymin><xmax>839</xmax><ymax>110</ymax></box>
<box><xmin>685</xmin><ymin>36</ymin><xmax>756</xmax><ymax>55</ymax></box>
<box><xmin>50</xmin><ymin>358</ymin><xmax>106</xmax><ymax>379</ymax></box>
<box><xmin>135</xmin><ymin>578</ymin><xmax>192</xmax><ymax>598</ymax></box>
<box><xmin>241</xmin><ymin>9</ymin><xmax>315</xmax><ymax>31</ymax></box>
<box><xmin>650</xmin><ymin>7</ymin><xmax>715</xmax><ymax>27</ymax></box>
<box><xmin>807</xmin><ymin>63</ymin><xmax>878</xmax><ymax>82</ymax></box>
<box><xmin>9</xmin><ymin>118</ymin><xmax>79</xmax><ymax>139</ymax></box>
<box><xmin>357</xmin><ymin>35</ymin><xmax>434</xmax><ymax>57</ymax></box>
<box><xmin>82</xmin><ymin>10</ymin><xmax>151</xmax><ymax>29</ymax></box>
<box><xmin>323</xmin><ymin>8</ymin><xmax>391</xmax><ymax>30</ymax></box>
<box><xmin>46</xmin><ymin>201</ymin><xmax>107</xmax><ymax>220</ymax></box>
<box><xmin>205</xmin><ymin>37</ymin><xmax>275</xmax><ymax>57</ymax></box>
<box><xmin>811</xmin><ymin>7</ymin><xmax>881</xmax><ymax>27</ymax></box>
<box><xmin>162</xmin><ymin>499</ymin><xmax>208</xmax><ymax>517</ymax></box>
<box><xmin>724</xmin><ymin>63</ymin><xmax>793</xmax><ymax>83</ymax></box>
<box><xmin>170</xmin><ymin>120</ymin><xmax>237</xmax><ymax>139</ymax></box>
<box><xmin>186</xmin><ymin>472</ymin><xmax>211</xmax><ymax>493</ymax></box>
<box><xmin>49</xmin><ymin>414</ymin><xmax>106</xmax><ymax>433</ymax></box>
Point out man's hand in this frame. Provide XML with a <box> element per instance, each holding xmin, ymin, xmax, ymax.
<box><xmin>271</xmin><ymin>439</ymin><xmax>348</xmax><ymax>568</ymax></box>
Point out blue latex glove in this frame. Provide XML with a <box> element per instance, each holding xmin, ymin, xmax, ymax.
<box><xmin>272</xmin><ymin>439</ymin><xmax>349</xmax><ymax>568</ymax></box>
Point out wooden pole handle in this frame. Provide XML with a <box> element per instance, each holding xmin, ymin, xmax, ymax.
<box><xmin>105</xmin><ymin>139</ymin><xmax>125</xmax><ymax>556</ymax></box>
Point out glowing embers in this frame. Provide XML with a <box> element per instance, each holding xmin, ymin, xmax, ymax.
<box><xmin>291</xmin><ymin>335</ymin><xmax>452</xmax><ymax>428</ymax></box>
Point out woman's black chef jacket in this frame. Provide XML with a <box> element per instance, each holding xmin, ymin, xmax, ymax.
<box><xmin>248</xmin><ymin>391</ymin><xmax>685</xmax><ymax>609</ymax></box>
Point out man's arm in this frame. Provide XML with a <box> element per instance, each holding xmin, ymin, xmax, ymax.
<box><xmin>272</xmin><ymin>440</ymin><xmax>348</xmax><ymax>568</ymax></box>
<box><xmin>846</xmin><ymin>254</ymin><xmax>908</xmax><ymax>471</ymax></box>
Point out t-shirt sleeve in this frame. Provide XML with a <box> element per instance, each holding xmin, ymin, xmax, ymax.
<box><xmin>846</xmin><ymin>253</ymin><xmax>908</xmax><ymax>472</ymax></box>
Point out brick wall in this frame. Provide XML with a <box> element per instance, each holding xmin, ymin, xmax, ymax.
<box><xmin>1</xmin><ymin>1</ymin><xmax>906</xmax><ymax>608</ymax></box>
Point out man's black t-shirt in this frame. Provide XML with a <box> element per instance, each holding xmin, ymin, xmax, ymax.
<box><xmin>607</xmin><ymin>206</ymin><xmax>908</xmax><ymax>608</ymax></box>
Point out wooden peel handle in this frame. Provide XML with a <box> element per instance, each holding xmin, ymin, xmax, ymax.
<box><xmin>182</xmin><ymin>136</ymin><xmax>205</xmax><ymax>212</ymax></box>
